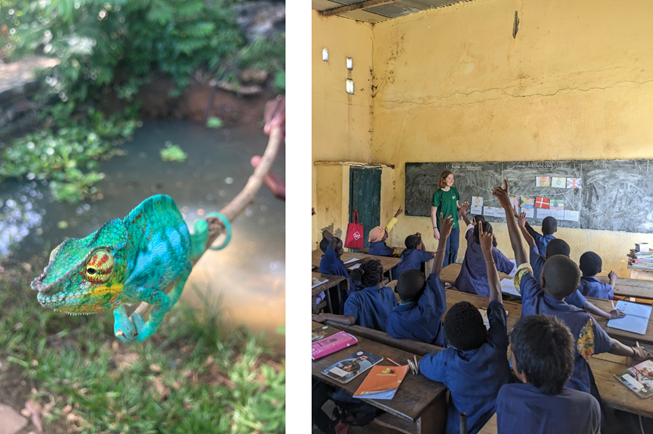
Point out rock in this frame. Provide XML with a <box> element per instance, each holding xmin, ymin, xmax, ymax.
<box><xmin>239</xmin><ymin>68</ymin><xmax>268</xmax><ymax>85</ymax></box>
<box><xmin>0</xmin><ymin>404</ymin><xmax>28</xmax><ymax>434</ymax></box>
<box><xmin>232</xmin><ymin>1</ymin><xmax>285</xmax><ymax>42</ymax></box>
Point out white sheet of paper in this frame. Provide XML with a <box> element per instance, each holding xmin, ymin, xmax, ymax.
<box><xmin>537</xmin><ymin>208</ymin><xmax>551</xmax><ymax>219</ymax></box>
<box><xmin>471</xmin><ymin>196</ymin><xmax>483</xmax><ymax>214</ymax></box>
<box><xmin>344</xmin><ymin>258</ymin><xmax>359</xmax><ymax>264</ymax></box>
<box><xmin>500</xmin><ymin>278</ymin><xmax>521</xmax><ymax>297</ymax></box>
<box><xmin>564</xmin><ymin>210</ymin><xmax>580</xmax><ymax>222</ymax></box>
<box><xmin>348</xmin><ymin>263</ymin><xmax>362</xmax><ymax>270</ymax></box>
<box><xmin>551</xmin><ymin>209</ymin><xmax>565</xmax><ymax>220</ymax></box>
<box><xmin>607</xmin><ymin>301</ymin><xmax>652</xmax><ymax>335</ymax></box>
<box><xmin>523</xmin><ymin>208</ymin><xmax>534</xmax><ymax>218</ymax></box>
<box><xmin>483</xmin><ymin>206</ymin><xmax>494</xmax><ymax>217</ymax></box>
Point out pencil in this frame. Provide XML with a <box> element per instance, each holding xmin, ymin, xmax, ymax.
<box><xmin>387</xmin><ymin>358</ymin><xmax>401</xmax><ymax>366</ymax></box>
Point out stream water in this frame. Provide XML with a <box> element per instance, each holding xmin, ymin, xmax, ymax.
<box><xmin>0</xmin><ymin>120</ymin><xmax>285</xmax><ymax>335</ymax></box>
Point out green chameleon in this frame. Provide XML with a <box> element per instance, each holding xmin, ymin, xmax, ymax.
<box><xmin>31</xmin><ymin>195</ymin><xmax>231</xmax><ymax>343</ymax></box>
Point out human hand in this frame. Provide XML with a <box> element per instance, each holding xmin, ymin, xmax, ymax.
<box><xmin>609</xmin><ymin>309</ymin><xmax>626</xmax><ymax>319</ymax></box>
<box><xmin>322</xmin><ymin>230</ymin><xmax>334</xmax><ymax>241</ymax></box>
<box><xmin>433</xmin><ymin>227</ymin><xmax>440</xmax><ymax>240</ymax></box>
<box><xmin>492</xmin><ymin>179</ymin><xmax>511</xmax><ymax>207</ymax></box>
<box><xmin>478</xmin><ymin>220</ymin><xmax>493</xmax><ymax>254</ymax></box>
<box><xmin>313</xmin><ymin>314</ymin><xmax>327</xmax><ymax>323</ymax></box>
<box><xmin>632</xmin><ymin>346</ymin><xmax>652</xmax><ymax>361</ymax></box>
<box><xmin>439</xmin><ymin>213</ymin><xmax>454</xmax><ymax>239</ymax></box>
<box><xmin>395</xmin><ymin>207</ymin><xmax>404</xmax><ymax>218</ymax></box>
<box><xmin>459</xmin><ymin>201</ymin><xmax>470</xmax><ymax>216</ymax></box>
<box><xmin>609</xmin><ymin>271</ymin><xmax>617</xmax><ymax>282</ymax></box>
<box><xmin>263</xmin><ymin>96</ymin><xmax>285</xmax><ymax>138</ymax></box>
<box><xmin>518</xmin><ymin>212</ymin><xmax>527</xmax><ymax>228</ymax></box>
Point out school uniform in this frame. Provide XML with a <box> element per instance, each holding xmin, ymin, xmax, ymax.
<box><xmin>578</xmin><ymin>276</ymin><xmax>614</xmax><ymax>299</ymax></box>
<box><xmin>386</xmin><ymin>274</ymin><xmax>447</xmax><ymax>347</ymax></box>
<box><xmin>526</xmin><ymin>225</ymin><xmax>555</xmax><ymax>257</ymax></box>
<box><xmin>394</xmin><ymin>248</ymin><xmax>433</xmax><ymax>280</ymax></box>
<box><xmin>420</xmin><ymin>300</ymin><xmax>512</xmax><ymax>434</ymax></box>
<box><xmin>455</xmin><ymin>226</ymin><xmax>514</xmax><ymax>297</ymax></box>
<box><xmin>528</xmin><ymin>245</ymin><xmax>587</xmax><ymax>309</ymax></box>
<box><xmin>517</xmin><ymin>266</ymin><xmax>612</xmax><ymax>400</ymax></box>
<box><xmin>368</xmin><ymin>241</ymin><xmax>394</xmax><ymax>257</ymax></box>
<box><xmin>496</xmin><ymin>383</ymin><xmax>601</xmax><ymax>434</ymax></box>
<box><xmin>343</xmin><ymin>285</ymin><xmax>397</xmax><ymax>331</ymax></box>
<box><xmin>319</xmin><ymin>245</ymin><xmax>356</xmax><ymax>308</ymax></box>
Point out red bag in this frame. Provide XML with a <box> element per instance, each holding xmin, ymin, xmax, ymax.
<box><xmin>345</xmin><ymin>210</ymin><xmax>364</xmax><ymax>250</ymax></box>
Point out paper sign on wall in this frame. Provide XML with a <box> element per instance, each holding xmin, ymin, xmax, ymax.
<box><xmin>471</xmin><ymin>196</ymin><xmax>483</xmax><ymax>214</ymax></box>
<box><xmin>551</xmin><ymin>199</ymin><xmax>565</xmax><ymax>210</ymax></box>
<box><xmin>537</xmin><ymin>208</ymin><xmax>552</xmax><ymax>219</ymax></box>
<box><xmin>521</xmin><ymin>197</ymin><xmax>534</xmax><ymax>209</ymax></box>
<box><xmin>566</xmin><ymin>178</ymin><xmax>582</xmax><ymax>189</ymax></box>
<box><xmin>523</xmin><ymin>208</ymin><xmax>535</xmax><ymax>218</ymax></box>
<box><xmin>564</xmin><ymin>210</ymin><xmax>580</xmax><ymax>222</ymax></box>
<box><xmin>483</xmin><ymin>206</ymin><xmax>494</xmax><ymax>217</ymax></box>
<box><xmin>535</xmin><ymin>197</ymin><xmax>550</xmax><ymax>209</ymax></box>
<box><xmin>536</xmin><ymin>176</ymin><xmax>551</xmax><ymax>187</ymax></box>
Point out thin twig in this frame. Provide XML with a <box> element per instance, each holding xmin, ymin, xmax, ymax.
<box><xmin>133</xmin><ymin>126</ymin><xmax>283</xmax><ymax>316</ymax></box>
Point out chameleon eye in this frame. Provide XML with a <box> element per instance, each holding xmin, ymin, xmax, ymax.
<box><xmin>85</xmin><ymin>249</ymin><xmax>114</xmax><ymax>283</ymax></box>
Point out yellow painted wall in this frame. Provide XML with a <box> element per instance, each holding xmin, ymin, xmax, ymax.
<box><xmin>313</xmin><ymin>0</ymin><xmax>653</xmax><ymax>275</ymax></box>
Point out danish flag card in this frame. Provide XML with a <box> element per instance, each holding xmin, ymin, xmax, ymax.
<box><xmin>535</xmin><ymin>197</ymin><xmax>550</xmax><ymax>209</ymax></box>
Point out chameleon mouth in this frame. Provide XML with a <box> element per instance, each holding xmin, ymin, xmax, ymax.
<box><xmin>36</xmin><ymin>288</ymin><xmax>95</xmax><ymax>309</ymax></box>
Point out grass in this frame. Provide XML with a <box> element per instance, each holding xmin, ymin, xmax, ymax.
<box><xmin>0</xmin><ymin>261</ymin><xmax>285</xmax><ymax>434</ymax></box>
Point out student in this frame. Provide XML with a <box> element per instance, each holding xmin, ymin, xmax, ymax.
<box><xmin>385</xmin><ymin>215</ymin><xmax>453</xmax><ymax>347</ymax></box>
<box><xmin>319</xmin><ymin>230</ymin><xmax>356</xmax><ymax>304</ymax></box>
<box><xmin>494</xmin><ymin>180</ymin><xmax>649</xmax><ymax>421</ymax></box>
<box><xmin>516</xmin><ymin>213</ymin><xmax>624</xmax><ymax>320</ymax></box>
<box><xmin>455</xmin><ymin>203</ymin><xmax>514</xmax><ymax>297</ymax></box>
<box><xmin>313</xmin><ymin>260</ymin><xmax>397</xmax><ymax>331</ymax></box>
<box><xmin>368</xmin><ymin>207</ymin><xmax>403</xmax><ymax>256</ymax></box>
<box><xmin>496</xmin><ymin>314</ymin><xmax>601</xmax><ymax>434</ymax></box>
<box><xmin>523</xmin><ymin>215</ymin><xmax>557</xmax><ymax>257</ymax></box>
<box><xmin>394</xmin><ymin>233</ymin><xmax>434</xmax><ymax>280</ymax></box>
<box><xmin>420</xmin><ymin>221</ymin><xmax>513</xmax><ymax>434</ymax></box>
<box><xmin>578</xmin><ymin>251</ymin><xmax>616</xmax><ymax>299</ymax></box>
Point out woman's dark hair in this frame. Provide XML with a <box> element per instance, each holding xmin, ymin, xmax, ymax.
<box><xmin>438</xmin><ymin>170</ymin><xmax>454</xmax><ymax>189</ymax></box>
<box><xmin>473</xmin><ymin>221</ymin><xmax>493</xmax><ymax>244</ymax></box>
<box><xmin>510</xmin><ymin>315</ymin><xmax>575</xmax><ymax>395</ymax></box>
<box><xmin>349</xmin><ymin>260</ymin><xmax>384</xmax><ymax>289</ymax></box>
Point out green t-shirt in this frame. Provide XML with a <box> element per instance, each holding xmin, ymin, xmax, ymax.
<box><xmin>432</xmin><ymin>187</ymin><xmax>460</xmax><ymax>229</ymax></box>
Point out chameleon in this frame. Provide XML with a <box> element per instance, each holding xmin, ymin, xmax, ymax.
<box><xmin>30</xmin><ymin>195</ymin><xmax>231</xmax><ymax>343</ymax></box>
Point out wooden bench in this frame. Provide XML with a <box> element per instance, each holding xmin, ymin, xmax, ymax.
<box><xmin>312</xmin><ymin>249</ymin><xmax>401</xmax><ymax>279</ymax></box>
<box><xmin>312</xmin><ymin>272</ymin><xmax>348</xmax><ymax>314</ymax></box>
<box><xmin>313</xmin><ymin>322</ymin><xmax>447</xmax><ymax>434</ymax></box>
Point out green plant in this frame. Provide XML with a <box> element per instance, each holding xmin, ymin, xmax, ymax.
<box><xmin>160</xmin><ymin>141</ymin><xmax>187</xmax><ymax>162</ymax></box>
<box><xmin>206</xmin><ymin>116</ymin><xmax>224</xmax><ymax>129</ymax></box>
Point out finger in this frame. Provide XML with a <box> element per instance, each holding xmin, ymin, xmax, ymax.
<box><xmin>503</xmin><ymin>179</ymin><xmax>508</xmax><ymax>192</ymax></box>
<box><xmin>479</xmin><ymin>222</ymin><xmax>484</xmax><ymax>235</ymax></box>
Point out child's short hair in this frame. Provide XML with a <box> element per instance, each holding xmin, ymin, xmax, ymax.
<box><xmin>542</xmin><ymin>216</ymin><xmax>557</xmax><ymax>235</ymax></box>
<box><xmin>319</xmin><ymin>238</ymin><xmax>328</xmax><ymax>252</ymax></box>
<box><xmin>473</xmin><ymin>215</ymin><xmax>486</xmax><ymax>224</ymax></box>
<box><xmin>579</xmin><ymin>252</ymin><xmax>602</xmax><ymax>276</ymax></box>
<box><xmin>438</xmin><ymin>170</ymin><xmax>454</xmax><ymax>189</ymax></box>
<box><xmin>545</xmin><ymin>239</ymin><xmax>570</xmax><ymax>258</ymax></box>
<box><xmin>541</xmin><ymin>255</ymin><xmax>580</xmax><ymax>298</ymax></box>
<box><xmin>349</xmin><ymin>260</ymin><xmax>384</xmax><ymax>289</ymax></box>
<box><xmin>396</xmin><ymin>269</ymin><xmax>425</xmax><ymax>302</ymax></box>
<box><xmin>473</xmin><ymin>221</ymin><xmax>493</xmax><ymax>244</ymax></box>
<box><xmin>510</xmin><ymin>314</ymin><xmax>574</xmax><ymax>395</ymax></box>
<box><xmin>443</xmin><ymin>301</ymin><xmax>486</xmax><ymax>351</ymax></box>
<box><xmin>404</xmin><ymin>234</ymin><xmax>421</xmax><ymax>250</ymax></box>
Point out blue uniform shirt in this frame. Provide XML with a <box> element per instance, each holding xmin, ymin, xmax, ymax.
<box><xmin>420</xmin><ymin>300</ymin><xmax>513</xmax><ymax>434</ymax></box>
<box><xmin>578</xmin><ymin>276</ymin><xmax>614</xmax><ymax>299</ymax></box>
<box><xmin>496</xmin><ymin>383</ymin><xmax>600</xmax><ymax>434</ymax></box>
<box><xmin>319</xmin><ymin>246</ymin><xmax>356</xmax><ymax>297</ymax></box>
<box><xmin>518</xmin><ymin>269</ymin><xmax>612</xmax><ymax>395</ymax></box>
<box><xmin>455</xmin><ymin>227</ymin><xmax>514</xmax><ymax>297</ymax></box>
<box><xmin>529</xmin><ymin>245</ymin><xmax>587</xmax><ymax>309</ymax></box>
<box><xmin>368</xmin><ymin>241</ymin><xmax>394</xmax><ymax>257</ymax></box>
<box><xmin>343</xmin><ymin>285</ymin><xmax>397</xmax><ymax>331</ymax></box>
<box><xmin>526</xmin><ymin>225</ymin><xmax>556</xmax><ymax>257</ymax></box>
<box><xmin>395</xmin><ymin>248</ymin><xmax>433</xmax><ymax>280</ymax></box>
<box><xmin>386</xmin><ymin>274</ymin><xmax>447</xmax><ymax>347</ymax></box>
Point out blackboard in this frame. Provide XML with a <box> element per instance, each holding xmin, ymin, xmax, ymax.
<box><xmin>405</xmin><ymin>160</ymin><xmax>653</xmax><ymax>234</ymax></box>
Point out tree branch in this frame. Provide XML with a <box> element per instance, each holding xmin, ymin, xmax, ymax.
<box><xmin>133</xmin><ymin>126</ymin><xmax>283</xmax><ymax>316</ymax></box>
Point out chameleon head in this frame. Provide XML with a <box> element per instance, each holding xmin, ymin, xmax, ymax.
<box><xmin>31</xmin><ymin>220</ymin><xmax>127</xmax><ymax>314</ymax></box>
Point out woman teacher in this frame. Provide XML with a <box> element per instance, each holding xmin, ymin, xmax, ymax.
<box><xmin>431</xmin><ymin>170</ymin><xmax>464</xmax><ymax>267</ymax></box>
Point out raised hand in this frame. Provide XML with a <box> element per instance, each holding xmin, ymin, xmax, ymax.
<box><xmin>395</xmin><ymin>206</ymin><xmax>404</xmax><ymax>218</ymax></box>
<box><xmin>439</xmin><ymin>213</ymin><xmax>454</xmax><ymax>239</ymax></box>
<box><xmin>609</xmin><ymin>271</ymin><xmax>618</xmax><ymax>282</ymax></box>
<box><xmin>518</xmin><ymin>212</ymin><xmax>527</xmax><ymax>228</ymax></box>
<box><xmin>459</xmin><ymin>201</ymin><xmax>470</xmax><ymax>216</ymax></box>
<box><xmin>478</xmin><ymin>220</ymin><xmax>493</xmax><ymax>254</ymax></box>
<box><xmin>492</xmin><ymin>179</ymin><xmax>512</xmax><ymax>208</ymax></box>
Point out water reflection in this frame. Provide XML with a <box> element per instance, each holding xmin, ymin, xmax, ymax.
<box><xmin>0</xmin><ymin>120</ymin><xmax>285</xmax><ymax>335</ymax></box>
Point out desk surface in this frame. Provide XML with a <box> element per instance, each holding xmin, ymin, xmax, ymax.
<box><xmin>312</xmin><ymin>272</ymin><xmax>346</xmax><ymax>297</ymax></box>
<box><xmin>311</xmin><ymin>322</ymin><xmax>446</xmax><ymax>422</ymax></box>
<box><xmin>312</xmin><ymin>250</ymin><xmax>401</xmax><ymax>273</ymax></box>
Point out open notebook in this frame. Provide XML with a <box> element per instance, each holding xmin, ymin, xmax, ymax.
<box><xmin>607</xmin><ymin>301</ymin><xmax>652</xmax><ymax>335</ymax></box>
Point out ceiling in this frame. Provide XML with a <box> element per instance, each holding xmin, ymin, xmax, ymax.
<box><xmin>312</xmin><ymin>0</ymin><xmax>472</xmax><ymax>24</ymax></box>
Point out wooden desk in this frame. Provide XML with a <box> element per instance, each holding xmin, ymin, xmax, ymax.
<box><xmin>312</xmin><ymin>250</ymin><xmax>401</xmax><ymax>279</ymax></box>
<box><xmin>312</xmin><ymin>322</ymin><xmax>447</xmax><ymax>433</ymax></box>
<box><xmin>312</xmin><ymin>273</ymin><xmax>348</xmax><ymax>314</ymax></box>
<box><xmin>478</xmin><ymin>414</ymin><xmax>497</xmax><ymax>434</ymax></box>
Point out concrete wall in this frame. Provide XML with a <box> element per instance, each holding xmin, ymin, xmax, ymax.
<box><xmin>312</xmin><ymin>0</ymin><xmax>653</xmax><ymax>274</ymax></box>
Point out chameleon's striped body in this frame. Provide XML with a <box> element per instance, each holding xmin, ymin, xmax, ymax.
<box><xmin>32</xmin><ymin>195</ymin><xmax>209</xmax><ymax>342</ymax></box>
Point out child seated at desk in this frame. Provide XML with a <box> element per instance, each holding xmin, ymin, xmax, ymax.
<box><xmin>524</xmin><ymin>215</ymin><xmax>558</xmax><ymax>257</ymax></box>
<box><xmin>578</xmin><ymin>251</ymin><xmax>616</xmax><ymax>300</ymax></box>
<box><xmin>368</xmin><ymin>207</ymin><xmax>403</xmax><ymax>257</ymax></box>
<box><xmin>496</xmin><ymin>314</ymin><xmax>601</xmax><ymax>434</ymax></box>
<box><xmin>313</xmin><ymin>260</ymin><xmax>397</xmax><ymax>331</ymax></box>
<box><xmin>319</xmin><ymin>230</ymin><xmax>356</xmax><ymax>301</ymax></box>
<box><xmin>385</xmin><ymin>215</ymin><xmax>453</xmax><ymax>347</ymax></box>
<box><xmin>495</xmin><ymin>180</ymin><xmax>649</xmax><ymax>428</ymax></box>
<box><xmin>394</xmin><ymin>233</ymin><xmax>434</xmax><ymax>280</ymax></box>
<box><xmin>455</xmin><ymin>203</ymin><xmax>515</xmax><ymax>297</ymax></box>
<box><xmin>517</xmin><ymin>213</ymin><xmax>624</xmax><ymax>321</ymax></box>
<box><xmin>420</xmin><ymin>221</ymin><xmax>512</xmax><ymax>434</ymax></box>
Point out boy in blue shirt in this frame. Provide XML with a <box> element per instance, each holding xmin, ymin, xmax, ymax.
<box><xmin>578</xmin><ymin>251</ymin><xmax>616</xmax><ymax>299</ymax></box>
<box><xmin>319</xmin><ymin>230</ymin><xmax>356</xmax><ymax>303</ymax></box>
<box><xmin>368</xmin><ymin>207</ymin><xmax>403</xmax><ymax>256</ymax></box>
<box><xmin>419</xmin><ymin>221</ymin><xmax>512</xmax><ymax>434</ymax></box>
<box><xmin>386</xmin><ymin>215</ymin><xmax>454</xmax><ymax>346</ymax></box>
<box><xmin>523</xmin><ymin>215</ymin><xmax>557</xmax><ymax>257</ymax></box>
<box><xmin>394</xmin><ymin>233</ymin><xmax>434</xmax><ymax>280</ymax></box>
<box><xmin>495</xmin><ymin>180</ymin><xmax>649</xmax><ymax>427</ymax></box>
<box><xmin>496</xmin><ymin>314</ymin><xmax>601</xmax><ymax>434</ymax></box>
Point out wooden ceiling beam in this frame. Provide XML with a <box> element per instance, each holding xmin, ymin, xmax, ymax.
<box><xmin>319</xmin><ymin>0</ymin><xmax>403</xmax><ymax>17</ymax></box>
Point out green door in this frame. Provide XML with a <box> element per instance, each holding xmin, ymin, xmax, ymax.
<box><xmin>349</xmin><ymin>167</ymin><xmax>381</xmax><ymax>249</ymax></box>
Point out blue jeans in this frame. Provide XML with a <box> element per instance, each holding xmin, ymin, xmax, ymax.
<box><xmin>443</xmin><ymin>226</ymin><xmax>460</xmax><ymax>267</ymax></box>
